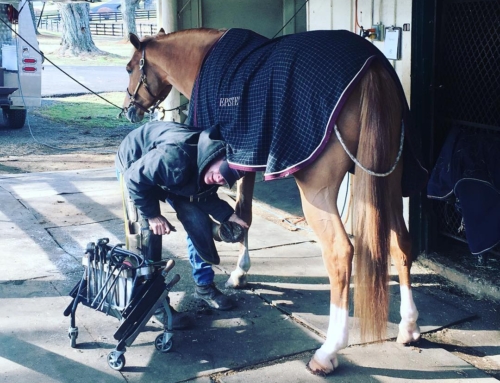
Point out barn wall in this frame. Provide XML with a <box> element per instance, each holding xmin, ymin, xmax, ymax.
<box><xmin>308</xmin><ymin>0</ymin><xmax>412</xmax><ymax>102</ymax></box>
<box><xmin>176</xmin><ymin>0</ymin><xmax>306</xmax><ymax>38</ymax></box>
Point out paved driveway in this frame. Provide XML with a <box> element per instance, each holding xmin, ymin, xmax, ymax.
<box><xmin>42</xmin><ymin>65</ymin><xmax>128</xmax><ymax>97</ymax></box>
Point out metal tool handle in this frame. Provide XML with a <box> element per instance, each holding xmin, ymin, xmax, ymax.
<box><xmin>165</xmin><ymin>274</ymin><xmax>180</xmax><ymax>290</ymax></box>
<box><xmin>163</xmin><ymin>259</ymin><xmax>175</xmax><ymax>274</ymax></box>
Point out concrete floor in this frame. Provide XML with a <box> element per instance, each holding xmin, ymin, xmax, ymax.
<box><xmin>0</xmin><ymin>168</ymin><xmax>498</xmax><ymax>382</ymax></box>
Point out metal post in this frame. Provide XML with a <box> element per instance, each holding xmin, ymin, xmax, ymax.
<box><xmin>157</xmin><ymin>0</ymin><xmax>181</xmax><ymax>122</ymax></box>
<box><xmin>37</xmin><ymin>2</ymin><xmax>46</xmax><ymax>28</ymax></box>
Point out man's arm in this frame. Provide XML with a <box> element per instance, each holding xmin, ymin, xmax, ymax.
<box><xmin>124</xmin><ymin>148</ymin><xmax>191</xmax><ymax>219</ymax></box>
<box><xmin>197</xmin><ymin>193</ymin><xmax>248</xmax><ymax>228</ymax></box>
<box><xmin>124</xmin><ymin>148</ymin><xmax>194</xmax><ymax>235</ymax></box>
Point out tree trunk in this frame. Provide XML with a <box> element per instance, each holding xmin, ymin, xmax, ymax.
<box><xmin>121</xmin><ymin>0</ymin><xmax>139</xmax><ymax>41</ymax></box>
<box><xmin>57</xmin><ymin>3</ymin><xmax>102</xmax><ymax>56</ymax></box>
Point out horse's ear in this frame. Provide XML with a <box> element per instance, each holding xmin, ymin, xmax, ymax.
<box><xmin>158</xmin><ymin>28</ymin><xmax>166</xmax><ymax>35</ymax></box>
<box><xmin>129</xmin><ymin>33</ymin><xmax>141</xmax><ymax>51</ymax></box>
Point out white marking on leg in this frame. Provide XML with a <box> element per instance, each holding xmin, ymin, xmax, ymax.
<box><xmin>236</xmin><ymin>237</ymin><xmax>251</xmax><ymax>273</ymax></box>
<box><xmin>313</xmin><ymin>304</ymin><xmax>348</xmax><ymax>371</ymax></box>
<box><xmin>397</xmin><ymin>285</ymin><xmax>420</xmax><ymax>343</ymax></box>
<box><xmin>226</xmin><ymin>235</ymin><xmax>251</xmax><ymax>288</ymax></box>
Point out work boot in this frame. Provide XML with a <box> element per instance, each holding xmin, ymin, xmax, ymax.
<box><xmin>193</xmin><ymin>283</ymin><xmax>233</xmax><ymax>310</ymax></box>
<box><xmin>153</xmin><ymin>305</ymin><xmax>194</xmax><ymax>330</ymax></box>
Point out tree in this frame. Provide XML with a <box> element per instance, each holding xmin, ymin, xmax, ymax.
<box><xmin>56</xmin><ymin>3</ymin><xmax>103</xmax><ymax>56</ymax></box>
<box><xmin>121</xmin><ymin>0</ymin><xmax>140</xmax><ymax>41</ymax></box>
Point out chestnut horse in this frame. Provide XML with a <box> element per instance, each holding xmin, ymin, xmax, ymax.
<box><xmin>122</xmin><ymin>28</ymin><xmax>423</xmax><ymax>375</ymax></box>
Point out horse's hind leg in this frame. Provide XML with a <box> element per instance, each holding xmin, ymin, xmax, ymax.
<box><xmin>388</xmin><ymin>165</ymin><xmax>421</xmax><ymax>344</ymax></box>
<box><xmin>294</xmin><ymin>140</ymin><xmax>355</xmax><ymax>375</ymax></box>
<box><xmin>226</xmin><ymin>172</ymin><xmax>256</xmax><ymax>288</ymax></box>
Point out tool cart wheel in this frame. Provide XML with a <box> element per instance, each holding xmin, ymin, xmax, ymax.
<box><xmin>154</xmin><ymin>334</ymin><xmax>173</xmax><ymax>353</ymax></box>
<box><xmin>107</xmin><ymin>352</ymin><xmax>126</xmax><ymax>371</ymax></box>
<box><xmin>68</xmin><ymin>327</ymin><xmax>78</xmax><ymax>348</ymax></box>
<box><xmin>69</xmin><ymin>332</ymin><xmax>77</xmax><ymax>348</ymax></box>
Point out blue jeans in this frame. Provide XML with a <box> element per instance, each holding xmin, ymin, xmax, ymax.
<box><xmin>186</xmin><ymin>236</ymin><xmax>214</xmax><ymax>286</ymax></box>
<box><xmin>167</xmin><ymin>198</ymin><xmax>219</xmax><ymax>287</ymax></box>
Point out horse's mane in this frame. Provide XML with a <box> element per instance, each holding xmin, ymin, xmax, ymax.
<box><xmin>140</xmin><ymin>27</ymin><xmax>226</xmax><ymax>43</ymax></box>
<box><xmin>139</xmin><ymin>35</ymin><xmax>155</xmax><ymax>43</ymax></box>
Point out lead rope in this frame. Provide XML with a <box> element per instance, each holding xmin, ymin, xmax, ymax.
<box><xmin>333</xmin><ymin>122</ymin><xmax>405</xmax><ymax>177</ymax></box>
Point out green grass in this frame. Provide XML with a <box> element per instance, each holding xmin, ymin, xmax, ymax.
<box><xmin>30</xmin><ymin>29</ymin><xmax>146</xmax><ymax>129</ymax></box>
<box><xmin>31</xmin><ymin>92</ymin><xmax>141</xmax><ymax>129</ymax></box>
<box><xmin>34</xmin><ymin>32</ymin><xmax>141</xmax><ymax>128</ymax></box>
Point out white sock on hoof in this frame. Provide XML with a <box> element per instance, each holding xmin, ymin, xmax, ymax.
<box><xmin>311</xmin><ymin>348</ymin><xmax>338</xmax><ymax>373</ymax></box>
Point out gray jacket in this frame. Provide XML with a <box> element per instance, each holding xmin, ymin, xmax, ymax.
<box><xmin>116</xmin><ymin>121</ymin><xmax>234</xmax><ymax>222</ymax></box>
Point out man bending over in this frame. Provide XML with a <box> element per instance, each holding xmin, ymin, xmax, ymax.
<box><xmin>116</xmin><ymin>121</ymin><xmax>247</xmax><ymax>328</ymax></box>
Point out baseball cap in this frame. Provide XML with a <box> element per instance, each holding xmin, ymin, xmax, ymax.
<box><xmin>219</xmin><ymin>159</ymin><xmax>244</xmax><ymax>188</ymax></box>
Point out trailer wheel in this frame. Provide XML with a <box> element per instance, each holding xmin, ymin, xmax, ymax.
<box><xmin>3</xmin><ymin>108</ymin><xmax>27</xmax><ymax>129</ymax></box>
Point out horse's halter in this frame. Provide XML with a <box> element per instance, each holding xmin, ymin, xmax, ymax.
<box><xmin>122</xmin><ymin>47</ymin><xmax>170</xmax><ymax>117</ymax></box>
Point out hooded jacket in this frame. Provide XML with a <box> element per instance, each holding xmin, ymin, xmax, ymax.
<box><xmin>116</xmin><ymin>121</ymin><xmax>234</xmax><ymax>222</ymax></box>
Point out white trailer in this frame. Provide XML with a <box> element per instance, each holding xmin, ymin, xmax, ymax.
<box><xmin>0</xmin><ymin>0</ymin><xmax>42</xmax><ymax>128</ymax></box>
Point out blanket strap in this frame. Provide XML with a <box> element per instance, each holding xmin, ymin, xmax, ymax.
<box><xmin>333</xmin><ymin>122</ymin><xmax>405</xmax><ymax>177</ymax></box>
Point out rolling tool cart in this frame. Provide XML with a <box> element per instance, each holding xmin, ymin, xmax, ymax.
<box><xmin>63</xmin><ymin>238</ymin><xmax>180</xmax><ymax>371</ymax></box>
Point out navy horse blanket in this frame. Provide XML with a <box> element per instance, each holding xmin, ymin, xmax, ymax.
<box><xmin>428</xmin><ymin>127</ymin><xmax>500</xmax><ymax>254</ymax></box>
<box><xmin>189</xmin><ymin>28</ymin><xmax>427</xmax><ymax>195</ymax></box>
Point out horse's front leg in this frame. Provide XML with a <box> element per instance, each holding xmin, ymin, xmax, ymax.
<box><xmin>226</xmin><ymin>172</ymin><xmax>255</xmax><ymax>288</ymax></box>
<box><xmin>226</xmin><ymin>232</ymin><xmax>250</xmax><ymax>288</ymax></box>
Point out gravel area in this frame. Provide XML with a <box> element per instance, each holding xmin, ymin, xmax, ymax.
<box><xmin>0</xmin><ymin>106</ymin><xmax>134</xmax><ymax>174</ymax></box>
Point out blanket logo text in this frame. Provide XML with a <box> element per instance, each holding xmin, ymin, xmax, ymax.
<box><xmin>219</xmin><ymin>96</ymin><xmax>240</xmax><ymax>107</ymax></box>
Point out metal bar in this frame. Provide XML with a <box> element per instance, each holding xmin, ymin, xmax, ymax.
<box><xmin>91</xmin><ymin>263</ymin><xmax>119</xmax><ymax>308</ymax></box>
<box><xmin>124</xmin><ymin>289</ymin><xmax>170</xmax><ymax>347</ymax></box>
<box><xmin>95</xmin><ymin>266</ymin><xmax>123</xmax><ymax>311</ymax></box>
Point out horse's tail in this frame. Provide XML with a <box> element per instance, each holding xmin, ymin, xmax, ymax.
<box><xmin>353</xmin><ymin>59</ymin><xmax>403</xmax><ymax>341</ymax></box>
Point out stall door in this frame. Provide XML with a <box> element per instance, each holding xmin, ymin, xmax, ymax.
<box><xmin>431</xmin><ymin>0</ymin><xmax>500</xmax><ymax>256</ymax></box>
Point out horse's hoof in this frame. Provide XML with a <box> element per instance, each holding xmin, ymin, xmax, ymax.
<box><xmin>397</xmin><ymin>322</ymin><xmax>421</xmax><ymax>344</ymax></box>
<box><xmin>225</xmin><ymin>272</ymin><xmax>247</xmax><ymax>289</ymax></box>
<box><xmin>306</xmin><ymin>354</ymin><xmax>338</xmax><ymax>376</ymax></box>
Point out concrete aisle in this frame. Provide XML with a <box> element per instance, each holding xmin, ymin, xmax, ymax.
<box><xmin>0</xmin><ymin>168</ymin><xmax>497</xmax><ymax>382</ymax></box>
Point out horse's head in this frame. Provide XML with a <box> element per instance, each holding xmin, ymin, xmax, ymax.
<box><xmin>123</xmin><ymin>30</ymin><xmax>173</xmax><ymax>123</ymax></box>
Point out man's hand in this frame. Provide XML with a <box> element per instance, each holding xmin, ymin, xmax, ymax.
<box><xmin>148</xmin><ymin>215</ymin><xmax>176</xmax><ymax>235</ymax></box>
<box><xmin>227</xmin><ymin>213</ymin><xmax>249</xmax><ymax>229</ymax></box>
